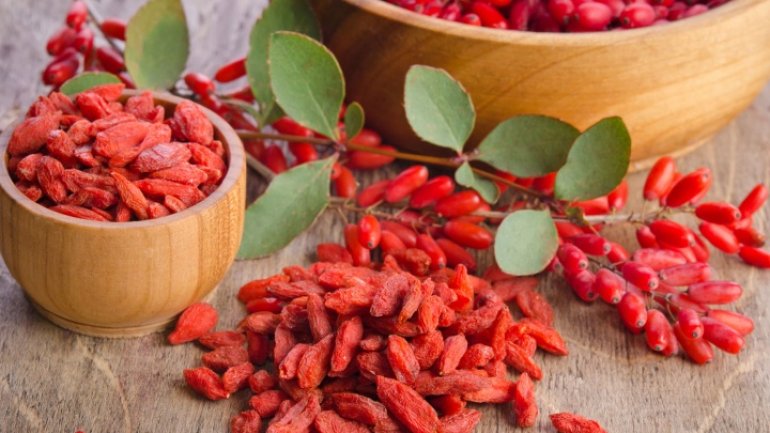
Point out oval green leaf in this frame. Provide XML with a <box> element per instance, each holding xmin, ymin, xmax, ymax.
<box><xmin>494</xmin><ymin>209</ymin><xmax>558</xmax><ymax>276</ymax></box>
<box><xmin>246</xmin><ymin>0</ymin><xmax>320</xmax><ymax>126</ymax></box>
<box><xmin>124</xmin><ymin>0</ymin><xmax>189</xmax><ymax>90</ymax></box>
<box><xmin>404</xmin><ymin>65</ymin><xmax>475</xmax><ymax>153</ymax></box>
<box><xmin>554</xmin><ymin>117</ymin><xmax>631</xmax><ymax>201</ymax></box>
<box><xmin>269</xmin><ymin>31</ymin><xmax>344</xmax><ymax>140</ymax></box>
<box><xmin>475</xmin><ymin>115</ymin><xmax>580</xmax><ymax>177</ymax></box>
<box><xmin>344</xmin><ymin>102</ymin><xmax>365</xmax><ymax>140</ymax></box>
<box><xmin>60</xmin><ymin>72</ymin><xmax>121</xmax><ymax>95</ymax></box>
<box><xmin>454</xmin><ymin>161</ymin><xmax>499</xmax><ymax>204</ymax></box>
<box><xmin>238</xmin><ymin>156</ymin><xmax>336</xmax><ymax>259</ymax></box>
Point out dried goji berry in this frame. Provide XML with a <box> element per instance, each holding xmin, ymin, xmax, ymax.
<box><xmin>550</xmin><ymin>412</ymin><xmax>608</xmax><ymax>433</ymax></box>
<box><xmin>230</xmin><ymin>410</ymin><xmax>262</xmax><ymax>433</ymax></box>
<box><xmin>183</xmin><ymin>367</ymin><xmax>229</xmax><ymax>400</ymax></box>
<box><xmin>376</xmin><ymin>376</ymin><xmax>440</xmax><ymax>433</ymax></box>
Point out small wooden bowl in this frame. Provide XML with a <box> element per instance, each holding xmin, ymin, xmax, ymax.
<box><xmin>0</xmin><ymin>91</ymin><xmax>246</xmax><ymax>337</ymax></box>
<box><xmin>314</xmin><ymin>0</ymin><xmax>770</xmax><ymax>169</ymax></box>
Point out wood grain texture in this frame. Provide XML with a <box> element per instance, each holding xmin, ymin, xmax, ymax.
<box><xmin>313</xmin><ymin>0</ymin><xmax>770</xmax><ymax>169</ymax></box>
<box><xmin>0</xmin><ymin>91</ymin><xmax>246</xmax><ymax>336</ymax></box>
<box><xmin>0</xmin><ymin>1</ymin><xmax>768</xmax><ymax>432</ymax></box>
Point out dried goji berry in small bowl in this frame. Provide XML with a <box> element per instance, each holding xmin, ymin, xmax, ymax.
<box><xmin>0</xmin><ymin>89</ymin><xmax>246</xmax><ymax>337</ymax></box>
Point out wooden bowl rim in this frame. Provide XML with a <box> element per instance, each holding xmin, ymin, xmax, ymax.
<box><xmin>338</xmin><ymin>0</ymin><xmax>757</xmax><ymax>45</ymax></box>
<box><xmin>0</xmin><ymin>90</ymin><xmax>245</xmax><ymax>230</ymax></box>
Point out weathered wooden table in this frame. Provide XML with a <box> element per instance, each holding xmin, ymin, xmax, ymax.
<box><xmin>1</xmin><ymin>1</ymin><xmax>768</xmax><ymax>432</ymax></box>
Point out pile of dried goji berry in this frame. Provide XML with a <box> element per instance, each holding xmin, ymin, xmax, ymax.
<box><xmin>170</xmin><ymin>255</ymin><xmax>607</xmax><ymax>432</ymax></box>
<box><xmin>6</xmin><ymin>83</ymin><xmax>227</xmax><ymax>221</ymax></box>
<box><xmin>386</xmin><ymin>0</ymin><xmax>727</xmax><ymax>32</ymax></box>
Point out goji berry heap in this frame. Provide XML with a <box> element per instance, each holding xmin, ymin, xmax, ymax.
<box><xmin>5</xmin><ymin>83</ymin><xmax>227</xmax><ymax>221</ymax></box>
<box><xmin>42</xmin><ymin>1</ymin><xmax>132</xmax><ymax>89</ymax></box>
<box><xmin>385</xmin><ymin>0</ymin><xmax>727</xmax><ymax>32</ymax></box>
<box><xmin>171</xmin><ymin>254</ymin><xmax>608</xmax><ymax>433</ymax></box>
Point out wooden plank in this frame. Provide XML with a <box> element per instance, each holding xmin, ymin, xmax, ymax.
<box><xmin>0</xmin><ymin>1</ymin><xmax>768</xmax><ymax>432</ymax></box>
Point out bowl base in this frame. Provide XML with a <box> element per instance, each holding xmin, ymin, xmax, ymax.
<box><xmin>27</xmin><ymin>286</ymin><xmax>219</xmax><ymax>339</ymax></box>
<box><xmin>629</xmin><ymin>136</ymin><xmax>710</xmax><ymax>173</ymax></box>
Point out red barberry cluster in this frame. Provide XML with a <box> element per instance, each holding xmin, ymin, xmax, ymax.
<box><xmin>42</xmin><ymin>1</ymin><xmax>131</xmax><ymax>88</ymax></box>
<box><xmin>386</xmin><ymin>0</ymin><xmax>726</xmax><ymax>32</ymax></box>
<box><xmin>553</xmin><ymin>156</ymin><xmax>761</xmax><ymax>363</ymax></box>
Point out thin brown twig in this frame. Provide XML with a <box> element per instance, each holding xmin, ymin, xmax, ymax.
<box><xmin>84</xmin><ymin>0</ymin><xmax>124</xmax><ymax>55</ymax></box>
<box><xmin>236</xmin><ymin>129</ymin><xmax>545</xmax><ymax>198</ymax></box>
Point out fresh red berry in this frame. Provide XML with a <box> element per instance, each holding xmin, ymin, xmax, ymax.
<box><xmin>66</xmin><ymin>1</ymin><xmax>88</xmax><ymax>29</ymax></box>
<box><xmin>357</xmin><ymin>180</ymin><xmax>389</xmax><ymax>207</ymax></box>
<box><xmin>214</xmin><ymin>57</ymin><xmax>247</xmax><ymax>82</ymax></box>
<box><xmin>568</xmin><ymin>233</ymin><xmax>611</xmax><ymax>256</ymax></box>
<box><xmin>695</xmin><ymin>202</ymin><xmax>741</xmax><ymax>225</ymax></box>
<box><xmin>435</xmin><ymin>190</ymin><xmax>483</xmax><ymax>218</ymax></box>
<box><xmin>557</xmin><ymin>243</ymin><xmax>589</xmax><ymax>274</ymax></box>
<box><xmin>259</xmin><ymin>145</ymin><xmax>287</xmax><ymax>174</ymax></box>
<box><xmin>344</xmin><ymin>223</ymin><xmax>370</xmax><ymax>266</ymax></box>
<box><xmin>471</xmin><ymin>1</ymin><xmax>509</xmax><ymax>28</ymax></box>
<box><xmin>385</xmin><ymin>165</ymin><xmax>429</xmax><ymax>203</ymax></box>
<box><xmin>101</xmin><ymin>18</ymin><xmax>127</xmax><ymax>40</ymax></box>
<box><xmin>436</xmin><ymin>238</ymin><xmax>477</xmax><ymax>271</ymax></box>
<box><xmin>636</xmin><ymin>226</ymin><xmax>659</xmax><ymax>248</ymax></box>
<box><xmin>443</xmin><ymin>219</ymin><xmax>493</xmax><ymax>249</ymax></box>
<box><xmin>410</xmin><ymin>176</ymin><xmax>455</xmax><ymax>209</ymax></box>
<box><xmin>659</xmin><ymin>262</ymin><xmax>711</xmax><ymax>286</ymax></box>
<box><xmin>607</xmin><ymin>242</ymin><xmax>630</xmax><ymax>264</ymax></box>
<box><xmin>42</xmin><ymin>57</ymin><xmax>79</xmax><ymax>86</ymax></box>
<box><xmin>73</xmin><ymin>27</ymin><xmax>94</xmax><ymax>54</ymax></box>
<box><xmin>738</xmin><ymin>245</ymin><xmax>770</xmax><ymax>268</ymax></box>
<box><xmin>508</xmin><ymin>0</ymin><xmax>532</xmax><ymax>30</ymax></box>
<box><xmin>621</xmin><ymin>261</ymin><xmax>659</xmax><ymax>291</ymax></box>
<box><xmin>565</xmin><ymin>269</ymin><xmax>598</xmax><ymax>302</ymax></box>
<box><xmin>288</xmin><ymin>142</ymin><xmax>318</xmax><ymax>164</ymax></box>
<box><xmin>699</xmin><ymin>222</ymin><xmax>739</xmax><ymax>254</ymax></box>
<box><xmin>381</xmin><ymin>221</ymin><xmax>418</xmax><ymax>247</ymax></box>
<box><xmin>572</xmin><ymin>1</ymin><xmax>613</xmax><ymax>31</ymax></box>
<box><xmin>687</xmin><ymin>281</ymin><xmax>742</xmax><ymax>305</ymax></box>
<box><xmin>95</xmin><ymin>46</ymin><xmax>125</xmax><ymax>73</ymax></box>
<box><xmin>673</xmin><ymin>322</ymin><xmax>713</xmax><ymax>364</ymax></box>
<box><xmin>357</xmin><ymin>215</ymin><xmax>382</xmax><ymax>250</ymax></box>
<box><xmin>648</xmin><ymin>220</ymin><xmax>692</xmax><ymax>249</ymax></box>
<box><xmin>547</xmin><ymin>0</ymin><xmax>575</xmax><ymax>23</ymax></box>
<box><xmin>184</xmin><ymin>72</ymin><xmax>216</xmax><ymax>96</ymax></box>
<box><xmin>701</xmin><ymin>317</ymin><xmax>745</xmax><ymax>354</ymax></box>
<box><xmin>593</xmin><ymin>268</ymin><xmax>625</xmax><ymax>304</ymax></box>
<box><xmin>607</xmin><ymin>180</ymin><xmax>628</xmax><ymax>210</ymax></box>
<box><xmin>346</xmin><ymin>146</ymin><xmax>397</xmax><ymax>169</ymax></box>
<box><xmin>416</xmin><ymin>234</ymin><xmax>447</xmax><ymax>270</ymax></box>
<box><xmin>617</xmin><ymin>292</ymin><xmax>647</xmax><ymax>333</ymax></box>
<box><xmin>380</xmin><ymin>230</ymin><xmax>407</xmax><ymax>255</ymax></box>
<box><xmin>733</xmin><ymin>226</ymin><xmax>765</xmax><ymax>248</ymax></box>
<box><xmin>46</xmin><ymin>27</ymin><xmax>78</xmax><ymax>56</ymax></box>
<box><xmin>676</xmin><ymin>308</ymin><xmax>703</xmax><ymax>339</ymax></box>
<box><xmin>644</xmin><ymin>156</ymin><xmax>677</xmax><ymax>201</ymax></box>
<box><xmin>645</xmin><ymin>309</ymin><xmax>671</xmax><ymax>352</ymax></box>
<box><xmin>334</xmin><ymin>166</ymin><xmax>357</xmax><ymax>198</ymax></box>
<box><xmin>631</xmin><ymin>248</ymin><xmax>687</xmax><ymax>270</ymax></box>
<box><xmin>272</xmin><ymin>117</ymin><xmax>313</xmax><ymax>137</ymax></box>
<box><xmin>664</xmin><ymin>168</ymin><xmax>711</xmax><ymax>207</ymax></box>
<box><xmin>706</xmin><ymin>309</ymin><xmax>754</xmax><ymax>336</ymax></box>
<box><xmin>619</xmin><ymin>2</ymin><xmax>656</xmax><ymax>28</ymax></box>
<box><xmin>738</xmin><ymin>184</ymin><xmax>768</xmax><ymax>217</ymax></box>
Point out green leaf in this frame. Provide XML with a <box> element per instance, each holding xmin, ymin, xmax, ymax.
<box><xmin>238</xmin><ymin>157</ymin><xmax>335</xmax><ymax>259</ymax></box>
<box><xmin>404</xmin><ymin>65</ymin><xmax>475</xmax><ymax>153</ymax></box>
<box><xmin>269</xmin><ymin>32</ymin><xmax>344</xmax><ymax>140</ymax></box>
<box><xmin>246</xmin><ymin>0</ymin><xmax>320</xmax><ymax>126</ymax></box>
<box><xmin>554</xmin><ymin>117</ymin><xmax>631</xmax><ymax>201</ymax></box>
<box><xmin>344</xmin><ymin>102</ymin><xmax>365</xmax><ymax>140</ymax></box>
<box><xmin>475</xmin><ymin>115</ymin><xmax>580</xmax><ymax>178</ymax></box>
<box><xmin>60</xmin><ymin>72</ymin><xmax>121</xmax><ymax>95</ymax></box>
<box><xmin>454</xmin><ymin>162</ymin><xmax>499</xmax><ymax>204</ymax></box>
<box><xmin>494</xmin><ymin>210</ymin><xmax>558</xmax><ymax>276</ymax></box>
<box><xmin>124</xmin><ymin>0</ymin><xmax>188</xmax><ymax>90</ymax></box>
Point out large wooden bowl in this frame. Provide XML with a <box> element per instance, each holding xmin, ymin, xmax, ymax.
<box><xmin>0</xmin><ymin>91</ymin><xmax>246</xmax><ymax>337</ymax></box>
<box><xmin>314</xmin><ymin>0</ymin><xmax>770</xmax><ymax>169</ymax></box>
